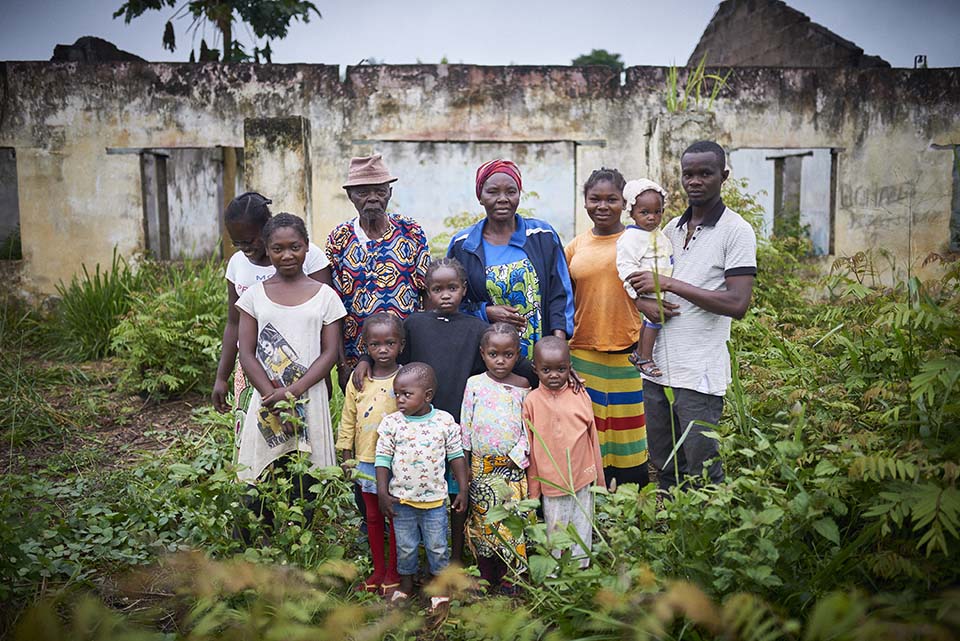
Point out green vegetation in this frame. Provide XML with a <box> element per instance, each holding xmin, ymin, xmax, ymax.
<box><xmin>0</xmin><ymin>225</ymin><xmax>21</xmax><ymax>260</ymax></box>
<box><xmin>51</xmin><ymin>249</ymin><xmax>145</xmax><ymax>361</ymax></box>
<box><xmin>2</xmin><ymin>182</ymin><xmax>958</xmax><ymax>638</ymax></box>
<box><xmin>110</xmin><ymin>256</ymin><xmax>225</xmax><ymax>397</ymax></box>
<box><xmin>113</xmin><ymin>0</ymin><xmax>321</xmax><ymax>62</ymax></box>
<box><xmin>572</xmin><ymin>49</ymin><xmax>625</xmax><ymax>73</ymax></box>
<box><xmin>665</xmin><ymin>54</ymin><xmax>732</xmax><ymax>113</ymax></box>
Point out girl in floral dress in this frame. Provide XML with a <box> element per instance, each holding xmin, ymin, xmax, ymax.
<box><xmin>460</xmin><ymin>323</ymin><xmax>532</xmax><ymax>593</ymax></box>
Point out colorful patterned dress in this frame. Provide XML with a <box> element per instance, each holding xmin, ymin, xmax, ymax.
<box><xmin>482</xmin><ymin>241</ymin><xmax>542</xmax><ymax>358</ymax></box>
<box><xmin>460</xmin><ymin>373</ymin><xmax>530</xmax><ymax>570</ymax></box>
<box><xmin>325</xmin><ymin>214</ymin><xmax>430</xmax><ymax>366</ymax></box>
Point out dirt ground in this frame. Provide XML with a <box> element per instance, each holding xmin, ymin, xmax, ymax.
<box><xmin>3</xmin><ymin>358</ymin><xmax>207</xmax><ymax>476</ymax></box>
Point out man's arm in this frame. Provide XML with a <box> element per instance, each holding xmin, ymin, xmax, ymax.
<box><xmin>629</xmin><ymin>272</ymin><xmax>754</xmax><ymax>320</ymax></box>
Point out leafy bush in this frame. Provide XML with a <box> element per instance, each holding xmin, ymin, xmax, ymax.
<box><xmin>51</xmin><ymin>249</ymin><xmax>144</xmax><ymax>361</ymax></box>
<box><xmin>110</xmin><ymin>257</ymin><xmax>225</xmax><ymax>397</ymax></box>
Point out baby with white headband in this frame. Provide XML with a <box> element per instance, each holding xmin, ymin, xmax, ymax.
<box><xmin>616</xmin><ymin>179</ymin><xmax>675</xmax><ymax>377</ymax></box>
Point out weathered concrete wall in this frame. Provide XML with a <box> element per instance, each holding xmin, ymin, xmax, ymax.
<box><xmin>244</xmin><ymin>116</ymin><xmax>313</xmax><ymax>229</ymax></box>
<box><xmin>0</xmin><ymin>61</ymin><xmax>957</xmax><ymax>294</ymax></box>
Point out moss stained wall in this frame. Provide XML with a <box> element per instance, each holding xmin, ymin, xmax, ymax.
<box><xmin>0</xmin><ymin>61</ymin><xmax>956</xmax><ymax>293</ymax></box>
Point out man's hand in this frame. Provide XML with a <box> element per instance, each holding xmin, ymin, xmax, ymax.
<box><xmin>628</xmin><ymin>271</ymin><xmax>673</xmax><ymax>297</ymax></box>
<box><xmin>452</xmin><ymin>491</ymin><xmax>468</xmax><ymax>513</ymax></box>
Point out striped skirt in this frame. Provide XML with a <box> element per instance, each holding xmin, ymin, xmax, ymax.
<box><xmin>570</xmin><ymin>349</ymin><xmax>648</xmax><ymax>470</ymax></box>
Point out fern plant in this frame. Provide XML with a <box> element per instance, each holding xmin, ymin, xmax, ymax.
<box><xmin>110</xmin><ymin>257</ymin><xmax>225</xmax><ymax>397</ymax></box>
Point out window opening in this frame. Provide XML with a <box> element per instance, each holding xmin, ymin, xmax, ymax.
<box><xmin>0</xmin><ymin>148</ymin><xmax>21</xmax><ymax>260</ymax></box>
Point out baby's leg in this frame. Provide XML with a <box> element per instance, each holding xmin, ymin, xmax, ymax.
<box><xmin>630</xmin><ymin>313</ymin><xmax>663</xmax><ymax>376</ymax></box>
<box><xmin>639</xmin><ymin>324</ymin><xmax>660</xmax><ymax>363</ymax></box>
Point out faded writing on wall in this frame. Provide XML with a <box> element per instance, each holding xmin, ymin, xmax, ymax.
<box><xmin>839</xmin><ymin>182</ymin><xmax>915</xmax><ymax>210</ymax></box>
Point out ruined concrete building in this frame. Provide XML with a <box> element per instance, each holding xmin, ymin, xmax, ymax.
<box><xmin>689</xmin><ymin>0</ymin><xmax>890</xmax><ymax>68</ymax></box>
<box><xmin>0</xmin><ymin>0</ymin><xmax>957</xmax><ymax>296</ymax></box>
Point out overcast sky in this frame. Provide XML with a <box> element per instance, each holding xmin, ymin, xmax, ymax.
<box><xmin>2</xmin><ymin>0</ymin><xmax>958</xmax><ymax>69</ymax></box>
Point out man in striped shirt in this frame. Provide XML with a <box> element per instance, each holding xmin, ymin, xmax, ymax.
<box><xmin>628</xmin><ymin>141</ymin><xmax>757</xmax><ymax>490</ymax></box>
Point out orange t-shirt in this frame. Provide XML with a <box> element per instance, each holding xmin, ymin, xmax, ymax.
<box><xmin>565</xmin><ymin>230</ymin><xmax>641</xmax><ymax>351</ymax></box>
<box><xmin>523</xmin><ymin>384</ymin><xmax>605</xmax><ymax>499</ymax></box>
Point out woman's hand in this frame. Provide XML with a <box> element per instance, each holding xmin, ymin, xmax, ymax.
<box><xmin>212</xmin><ymin>377</ymin><xmax>230</xmax><ymax>413</ymax></box>
<box><xmin>568</xmin><ymin>367</ymin><xmax>585</xmax><ymax>394</ymax></box>
<box><xmin>486</xmin><ymin>305</ymin><xmax>526</xmax><ymax>330</ymax></box>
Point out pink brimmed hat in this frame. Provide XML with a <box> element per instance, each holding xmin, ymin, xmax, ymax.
<box><xmin>342</xmin><ymin>154</ymin><xmax>398</xmax><ymax>188</ymax></box>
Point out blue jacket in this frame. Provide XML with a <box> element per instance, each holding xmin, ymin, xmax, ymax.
<box><xmin>446</xmin><ymin>215</ymin><xmax>575</xmax><ymax>338</ymax></box>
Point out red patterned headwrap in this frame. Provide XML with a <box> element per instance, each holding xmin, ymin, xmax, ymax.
<box><xmin>475</xmin><ymin>159</ymin><xmax>523</xmax><ymax>200</ymax></box>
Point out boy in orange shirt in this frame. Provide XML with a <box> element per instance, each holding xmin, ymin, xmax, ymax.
<box><xmin>523</xmin><ymin>336</ymin><xmax>604</xmax><ymax>568</ymax></box>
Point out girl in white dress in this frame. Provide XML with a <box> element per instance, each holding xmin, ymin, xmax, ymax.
<box><xmin>212</xmin><ymin>192</ymin><xmax>331</xmax><ymax>439</ymax></box>
<box><xmin>236</xmin><ymin>213</ymin><xmax>346</xmax><ymax>501</ymax></box>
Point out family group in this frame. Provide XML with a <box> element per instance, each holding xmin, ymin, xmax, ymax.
<box><xmin>210</xmin><ymin>140</ymin><xmax>758</xmax><ymax>607</ymax></box>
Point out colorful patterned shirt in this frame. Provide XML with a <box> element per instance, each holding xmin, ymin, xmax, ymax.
<box><xmin>325</xmin><ymin>214</ymin><xmax>430</xmax><ymax>366</ymax></box>
<box><xmin>375</xmin><ymin>407</ymin><xmax>465</xmax><ymax>504</ymax></box>
<box><xmin>460</xmin><ymin>373</ymin><xmax>529</xmax><ymax>465</ymax></box>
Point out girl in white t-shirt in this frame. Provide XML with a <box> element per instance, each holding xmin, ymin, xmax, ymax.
<box><xmin>212</xmin><ymin>192</ymin><xmax>331</xmax><ymax>439</ymax></box>
<box><xmin>236</xmin><ymin>213</ymin><xmax>346</xmax><ymax>491</ymax></box>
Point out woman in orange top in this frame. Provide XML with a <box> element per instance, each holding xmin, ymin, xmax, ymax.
<box><xmin>563</xmin><ymin>168</ymin><xmax>650</xmax><ymax>489</ymax></box>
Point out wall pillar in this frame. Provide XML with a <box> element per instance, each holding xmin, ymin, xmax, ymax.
<box><xmin>243</xmin><ymin>116</ymin><xmax>313</xmax><ymax>228</ymax></box>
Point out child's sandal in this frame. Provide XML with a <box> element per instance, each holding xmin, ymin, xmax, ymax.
<box><xmin>355</xmin><ymin>574</ymin><xmax>383</xmax><ymax>593</ymax></box>
<box><xmin>389</xmin><ymin>590</ymin><xmax>410</xmax><ymax>605</ymax></box>
<box><xmin>428</xmin><ymin>596</ymin><xmax>451</xmax><ymax>615</ymax></box>
<box><xmin>379</xmin><ymin>579</ymin><xmax>401</xmax><ymax>598</ymax></box>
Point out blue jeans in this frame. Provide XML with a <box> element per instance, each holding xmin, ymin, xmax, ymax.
<box><xmin>392</xmin><ymin>502</ymin><xmax>449</xmax><ymax>576</ymax></box>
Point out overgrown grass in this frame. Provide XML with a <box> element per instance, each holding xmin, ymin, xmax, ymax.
<box><xmin>50</xmin><ymin>249</ymin><xmax>145</xmax><ymax>361</ymax></box>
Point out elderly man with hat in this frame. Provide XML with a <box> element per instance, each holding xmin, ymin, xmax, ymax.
<box><xmin>325</xmin><ymin>154</ymin><xmax>430</xmax><ymax>384</ymax></box>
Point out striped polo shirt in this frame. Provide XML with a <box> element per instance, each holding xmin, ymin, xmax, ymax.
<box><xmin>643</xmin><ymin>200</ymin><xmax>757</xmax><ymax>396</ymax></box>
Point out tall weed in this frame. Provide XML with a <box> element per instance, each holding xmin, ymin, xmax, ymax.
<box><xmin>665</xmin><ymin>54</ymin><xmax>732</xmax><ymax>113</ymax></box>
<box><xmin>51</xmin><ymin>249</ymin><xmax>144</xmax><ymax>361</ymax></box>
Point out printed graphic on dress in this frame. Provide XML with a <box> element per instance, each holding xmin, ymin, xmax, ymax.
<box><xmin>256</xmin><ymin>323</ymin><xmax>310</xmax><ymax>449</ymax></box>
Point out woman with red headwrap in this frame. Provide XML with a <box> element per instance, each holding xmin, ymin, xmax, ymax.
<box><xmin>446</xmin><ymin>159</ymin><xmax>574</xmax><ymax>359</ymax></box>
